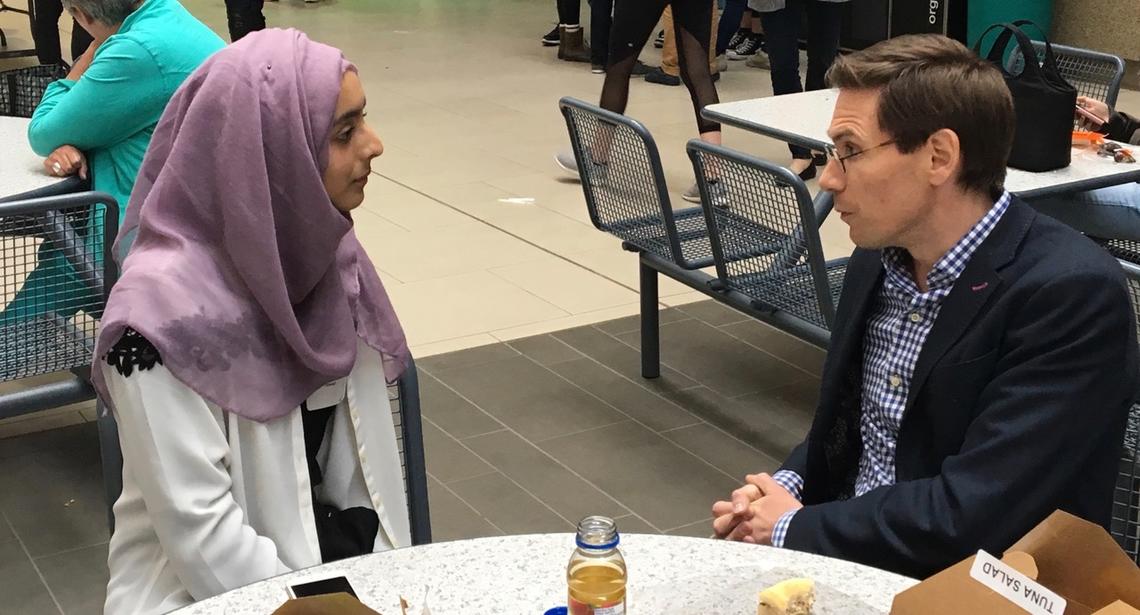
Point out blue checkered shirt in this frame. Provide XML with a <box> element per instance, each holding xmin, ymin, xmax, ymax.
<box><xmin>769</xmin><ymin>191</ymin><xmax>1012</xmax><ymax>548</ymax></box>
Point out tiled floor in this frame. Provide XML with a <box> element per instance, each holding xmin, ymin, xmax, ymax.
<box><xmin>0</xmin><ymin>300</ymin><xmax>824</xmax><ymax>613</ymax></box>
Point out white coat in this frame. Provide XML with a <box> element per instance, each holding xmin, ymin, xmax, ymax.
<box><xmin>101</xmin><ymin>341</ymin><xmax>410</xmax><ymax>615</ymax></box>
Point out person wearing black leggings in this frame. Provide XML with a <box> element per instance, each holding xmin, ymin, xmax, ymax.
<box><xmin>30</xmin><ymin>0</ymin><xmax>93</xmax><ymax>65</ymax></box>
<box><xmin>557</xmin><ymin>0</ymin><xmax>722</xmax><ymax>202</ymax></box>
<box><xmin>225</xmin><ymin>0</ymin><xmax>266</xmax><ymax>41</ymax></box>
<box><xmin>555</xmin><ymin>0</ymin><xmax>590</xmax><ymax>63</ymax></box>
<box><xmin>754</xmin><ymin>0</ymin><xmax>846</xmax><ymax>179</ymax></box>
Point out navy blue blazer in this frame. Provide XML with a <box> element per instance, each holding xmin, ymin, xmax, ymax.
<box><xmin>779</xmin><ymin>197</ymin><xmax>1138</xmax><ymax>578</ymax></box>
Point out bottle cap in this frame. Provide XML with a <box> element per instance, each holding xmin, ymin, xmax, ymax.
<box><xmin>544</xmin><ymin>608</ymin><xmax>568</xmax><ymax>615</ymax></box>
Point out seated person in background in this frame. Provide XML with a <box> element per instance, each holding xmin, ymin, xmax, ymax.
<box><xmin>94</xmin><ymin>30</ymin><xmax>413</xmax><ymax>614</ymax></box>
<box><xmin>711</xmin><ymin>34</ymin><xmax>1138</xmax><ymax>579</ymax></box>
<box><xmin>1033</xmin><ymin>95</ymin><xmax>1140</xmax><ymax>241</ymax></box>
<box><xmin>28</xmin><ymin>0</ymin><xmax>223</xmax><ymax>218</ymax></box>
<box><xmin>4</xmin><ymin>0</ymin><xmax>222</xmax><ymax>324</ymax></box>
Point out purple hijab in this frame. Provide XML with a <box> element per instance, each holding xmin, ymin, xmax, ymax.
<box><xmin>93</xmin><ymin>29</ymin><xmax>410</xmax><ymax>422</ymax></box>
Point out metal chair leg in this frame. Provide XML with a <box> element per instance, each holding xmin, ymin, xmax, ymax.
<box><xmin>639</xmin><ymin>258</ymin><xmax>660</xmax><ymax>379</ymax></box>
<box><xmin>96</xmin><ymin>401</ymin><xmax>122</xmax><ymax>533</ymax></box>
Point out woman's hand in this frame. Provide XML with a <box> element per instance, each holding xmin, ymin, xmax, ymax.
<box><xmin>1076</xmin><ymin>96</ymin><xmax>1110</xmax><ymax>131</ymax></box>
<box><xmin>43</xmin><ymin>145</ymin><xmax>88</xmax><ymax>179</ymax></box>
<box><xmin>67</xmin><ymin>41</ymin><xmax>99</xmax><ymax>80</ymax></box>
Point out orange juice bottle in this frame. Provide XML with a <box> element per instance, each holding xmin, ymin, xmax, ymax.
<box><xmin>567</xmin><ymin>516</ymin><xmax>626</xmax><ymax>615</ymax></box>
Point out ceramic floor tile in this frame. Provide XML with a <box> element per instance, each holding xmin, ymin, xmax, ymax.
<box><xmin>37</xmin><ymin>543</ymin><xmax>110</xmax><ymax>615</ymax></box>
<box><xmin>429</xmin><ymin>355</ymin><xmax>629</xmax><ymax>443</ymax></box>
<box><xmin>421</xmin><ymin>421</ymin><xmax>495</xmax><ymax>484</ymax></box>
<box><xmin>358</xmin><ymin>177</ymin><xmax>475</xmax><ymax>232</ymax></box>
<box><xmin>385</xmin><ymin>271</ymin><xmax>568</xmax><ymax>346</ymax></box>
<box><xmin>561</xmin><ymin>248</ymin><xmax>697</xmax><ymax>298</ymax></box>
<box><xmin>446</xmin><ymin>472</ymin><xmax>575</xmax><ymax>535</ymax></box>
<box><xmin>616</xmin><ymin>320</ymin><xmax>815</xmax><ymax>398</ymax></box>
<box><xmin>412</xmin><ymin>334</ymin><xmax>502</xmax><ymax>360</ymax></box>
<box><xmin>0</xmin><ymin>408</ymin><xmax>87</xmax><ymax>440</ymax></box>
<box><xmin>462</xmin><ymin>430</ymin><xmax>630</xmax><ymax>523</ymax></box>
<box><xmin>490</xmin><ymin>257</ymin><xmax>638</xmax><ymax>315</ymax></box>
<box><xmin>542</xmin><ymin>421</ymin><xmax>739</xmax><ymax>531</ymax></box>
<box><xmin>0</xmin><ymin>424</ymin><xmax>110</xmax><ymax>558</ymax></box>
<box><xmin>488</xmin><ymin>304</ymin><xmax>641</xmax><ymax>342</ymax></box>
<box><xmin>660</xmin><ymin>423</ymin><xmax>782</xmax><ymax>482</ymax></box>
<box><xmin>476</xmin><ymin>206</ymin><xmax>620</xmax><ymax>257</ymax></box>
<box><xmin>418</xmin><ymin>373</ymin><xmax>505</xmax><ymax>440</ymax></box>
<box><xmin>505</xmin><ymin>334</ymin><xmax>585</xmax><ymax>367</ymax></box>
<box><xmin>426</xmin><ymin>477</ymin><xmax>503</xmax><ymax>543</ymax></box>
<box><xmin>0</xmin><ymin>537</ymin><xmax>60</xmax><ymax>615</ymax></box>
<box><xmin>358</xmin><ymin>221</ymin><xmax>552</xmax><ymax>284</ymax></box>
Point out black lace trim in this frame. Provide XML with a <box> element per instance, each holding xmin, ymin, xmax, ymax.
<box><xmin>105</xmin><ymin>328</ymin><xmax>164</xmax><ymax>378</ymax></box>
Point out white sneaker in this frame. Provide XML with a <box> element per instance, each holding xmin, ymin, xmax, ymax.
<box><xmin>716</xmin><ymin>54</ymin><xmax>728</xmax><ymax>72</ymax></box>
<box><xmin>683</xmin><ymin>181</ymin><xmax>729</xmax><ymax>207</ymax></box>
<box><xmin>555</xmin><ymin>147</ymin><xmax>580</xmax><ymax>177</ymax></box>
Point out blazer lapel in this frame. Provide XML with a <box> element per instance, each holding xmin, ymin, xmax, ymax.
<box><xmin>905</xmin><ymin>199</ymin><xmax>1036</xmax><ymax>414</ymax></box>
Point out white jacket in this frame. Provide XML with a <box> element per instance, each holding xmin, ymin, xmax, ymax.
<box><xmin>102</xmin><ymin>341</ymin><xmax>411</xmax><ymax>615</ymax></box>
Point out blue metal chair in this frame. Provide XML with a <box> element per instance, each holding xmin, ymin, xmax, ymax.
<box><xmin>688</xmin><ymin>140</ymin><xmax>847</xmax><ymax>348</ymax></box>
<box><xmin>559</xmin><ymin>97</ymin><xmax>814</xmax><ymax>377</ymax></box>
<box><xmin>390</xmin><ymin>356</ymin><xmax>432</xmax><ymax>545</ymax></box>
<box><xmin>1111</xmin><ymin>255</ymin><xmax>1140</xmax><ymax>565</ymax></box>
<box><xmin>0</xmin><ymin>192</ymin><xmax>120</xmax><ymax>526</ymax></box>
<box><xmin>0</xmin><ymin>63</ymin><xmax>67</xmax><ymax>117</ymax></box>
<box><xmin>559</xmin><ymin>96</ymin><xmax>720</xmax><ymax>271</ymax></box>
<box><xmin>1008</xmin><ymin>41</ymin><xmax>1126</xmax><ymax>110</ymax></box>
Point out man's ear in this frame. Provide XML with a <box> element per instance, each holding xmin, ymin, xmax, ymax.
<box><xmin>925</xmin><ymin>127</ymin><xmax>962</xmax><ymax>188</ymax></box>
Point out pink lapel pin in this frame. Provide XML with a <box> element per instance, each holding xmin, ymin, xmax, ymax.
<box><xmin>971</xmin><ymin>282</ymin><xmax>989</xmax><ymax>292</ymax></box>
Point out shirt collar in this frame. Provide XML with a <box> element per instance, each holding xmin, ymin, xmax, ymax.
<box><xmin>881</xmin><ymin>191</ymin><xmax>1012</xmax><ymax>293</ymax></box>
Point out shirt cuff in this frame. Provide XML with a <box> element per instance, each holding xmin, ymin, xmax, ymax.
<box><xmin>771</xmin><ymin>470</ymin><xmax>805</xmax><ymax>502</ymax></box>
<box><xmin>771</xmin><ymin>510</ymin><xmax>798</xmax><ymax>548</ymax></box>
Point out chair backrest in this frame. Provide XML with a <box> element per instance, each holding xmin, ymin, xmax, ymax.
<box><xmin>687</xmin><ymin>140</ymin><xmax>839</xmax><ymax>329</ymax></box>
<box><xmin>0</xmin><ymin>192</ymin><xmax>118</xmax><ymax>390</ymax></box>
<box><xmin>559</xmin><ymin>97</ymin><xmax>704</xmax><ymax>269</ymax></box>
<box><xmin>390</xmin><ymin>357</ymin><xmax>432</xmax><ymax>545</ymax></box>
<box><xmin>1114</xmin><ymin>258</ymin><xmax>1140</xmax><ymax>564</ymax></box>
<box><xmin>0</xmin><ymin>64</ymin><xmax>68</xmax><ymax>118</ymax></box>
<box><xmin>1008</xmin><ymin>41</ymin><xmax>1126</xmax><ymax>109</ymax></box>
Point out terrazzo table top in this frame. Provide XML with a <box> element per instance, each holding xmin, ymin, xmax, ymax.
<box><xmin>705</xmin><ymin>90</ymin><xmax>1140</xmax><ymax>201</ymax></box>
<box><xmin>0</xmin><ymin>116</ymin><xmax>81</xmax><ymax>202</ymax></box>
<box><xmin>173</xmin><ymin>533</ymin><xmax>917</xmax><ymax>614</ymax></box>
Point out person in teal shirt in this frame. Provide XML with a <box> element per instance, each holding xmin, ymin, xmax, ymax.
<box><xmin>4</xmin><ymin>0</ymin><xmax>223</xmax><ymax>324</ymax></box>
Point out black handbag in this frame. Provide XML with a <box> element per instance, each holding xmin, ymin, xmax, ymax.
<box><xmin>974</xmin><ymin>21</ymin><xmax>1077</xmax><ymax>172</ymax></box>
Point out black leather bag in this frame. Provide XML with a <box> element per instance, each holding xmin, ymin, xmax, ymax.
<box><xmin>974</xmin><ymin>21</ymin><xmax>1077</xmax><ymax>172</ymax></box>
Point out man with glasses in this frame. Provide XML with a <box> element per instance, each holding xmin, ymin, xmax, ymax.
<box><xmin>710</xmin><ymin>34</ymin><xmax>1137</xmax><ymax>578</ymax></box>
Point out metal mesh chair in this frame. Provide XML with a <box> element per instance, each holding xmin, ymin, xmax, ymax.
<box><xmin>559</xmin><ymin>96</ymin><xmax>718</xmax><ymax>270</ymax></box>
<box><xmin>0</xmin><ymin>192</ymin><xmax>119</xmax><ymax>526</ymax></box>
<box><xmin>387</xmin><ymin>357</ymin><xmax>432</xmax><ymax>545</ymax></box>
<box><xmin>1009</xmin><ymin>41</ymin><xmax>1126</xmax><ymax>109</ymax></box>
<box><xmin>1111</xmin><ymin>257</ymin><xmax>1140</xmax><ymax>564</ymax></box>
<box><xmin>1106</xmin><ymin>239</ymin><xmax>1140</xmax><ymax>266</ymax></box>
<box><xmin>0</xmin><ymin>192</ymin><xmax>117</xmax><ymax>387</ymax></box>
<box><xmin>688</xmin><ymin>140</ymin><xmax>847</xmax><ymax>341</ymax></box>
<box><xmin>0</xmin><ymin>64</ymin><xmax>67</xmax><ymax>118</ymax></box>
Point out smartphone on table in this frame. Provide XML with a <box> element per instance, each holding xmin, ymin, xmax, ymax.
<box><xmin>286</xmin><ymin>575</ymin><xmax>359</xmax><ymax>600</ymax></box>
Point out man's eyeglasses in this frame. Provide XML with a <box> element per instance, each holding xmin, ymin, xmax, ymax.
<box><xmin>824</xmin><ymin>140</ymin><xmax>896</xmax><ymax>173</ymax></box>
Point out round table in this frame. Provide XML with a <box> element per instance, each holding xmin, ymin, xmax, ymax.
<box><xmin>172</xmin><ymin>534</ymin><xmax>917</xmax><ymax>614</ymax></box>
<box><xmin>0</xmin><ymin>115</ymin><xmax>83</xmax><ymax>202</ymax></box>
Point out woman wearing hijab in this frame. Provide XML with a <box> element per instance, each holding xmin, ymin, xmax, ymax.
<box><xmin>95</xmin><ymin>29</ymin><xmax>412</xmax><ymax>614</ymax></box>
